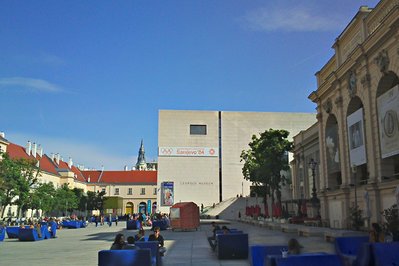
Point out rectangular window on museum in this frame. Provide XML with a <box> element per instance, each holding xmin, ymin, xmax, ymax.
<box><xmin>101</xmin><ymin>188</ymin><xmax>106</xmax><ymax>194</ymax></box>
<box><xmin>114</xmin><ymin>188</ymin><xmax>119</xmax><ymax>195</ymax></box>
<box><xmin>128</xmin><ymin>188</ymin><xmax>132</xmax><ymax>195</ymax></box>
<box><xmin>190</xmin><ymin>125</ymin><xmax>207</xmax><ymax>135</ymax></box>
<box><xmin>140</xmin><ymin>188</ymin><xmax>145</xmax><ymax>195</ymax></box>
<box><xmin>153</xmin><ymin>188</ymin><xmax>157</xmax><ymax>195</ymax></box>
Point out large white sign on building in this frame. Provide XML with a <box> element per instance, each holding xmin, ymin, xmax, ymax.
<box><xmin>377</xmin><ymin>85</ymin><xmax>399</xmax><ymax>159</ymax></box>
<box><xmin>347</xmin><ymin>108</ymin><xmax>367</xmax><ymax>166</ymax></box>
<box><xmin>158</xmin><ymin>147</ymin><xmax>219</xmax><ymax>157</ymax></box>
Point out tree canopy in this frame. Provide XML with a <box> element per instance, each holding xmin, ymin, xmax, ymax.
<box><xmin>240</xmin><ymin>129</ymin><xmax>293</xmax><ymax>204</ymax></box>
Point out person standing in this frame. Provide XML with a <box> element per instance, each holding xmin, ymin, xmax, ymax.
<box><xmin>148</xmin><ymin>227</ymin><xmax>166</xmax><ymax>256</ymax></box>
<box><xmin>207</xmin><ymin>222</ymin><xmax>221</xmax><ymax>251</ymax></box>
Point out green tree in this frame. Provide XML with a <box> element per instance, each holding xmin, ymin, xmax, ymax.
<box><xmin>87</xmin><ymin>190</ymin><xmax>106</xmax><ymax>213</ymax></box>
<box><xmin>53</xmin><ymin>184</ymin><xmax>78</xmax><ymax>216</ymax></box>
<box><xmin>240</xmin><ymin>129</ymin><xmax>293</xmax><ymax>217</ymax></box>
<box><xmin>31</xmin><ymin>182</ymin><xmax>56</xmax><ymax>216</ymax></box>
<box><xmin>0</xmin><ymin>152</ymin><xmax>40</xmax><ymax>217</ymax></box>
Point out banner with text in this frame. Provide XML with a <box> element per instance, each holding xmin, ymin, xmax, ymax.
<box><xmin>158</xmin><ymin>147</ymin><xmax>219</xmax><ymax>157</ymax></box>
<box><xmin>347</xmin><ymin>108</ymin><xmax>367</xmax><ymax>166</ymax></box>
<box><xmin>377</xmin><ymin>85</ymin><xmax>399</xmax><ymax>158</ymax></box>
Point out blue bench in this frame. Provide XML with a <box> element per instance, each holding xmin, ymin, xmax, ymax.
<box><xmin>371</xmin><ymin>242</ymin><xmax>399</xmax><ymax>266</ymax></box>
<box><xmin>127</xmin><ymin>220</ymin><xmax>141</xmax><ymax>230</ymax></box>
<box><xmin>62</xmin><ymin>221</ymin><xmax>85</xmax><ymax>229</ymax></box>
<box><xmin>98</xmin><ymin>249</ymin><xmax>151</xmax><ymax>266</ymax></box>
<box><xmin>250</xmin><ymin>245</ymin><xmax>288</xmax><ymax>266</ymax></box>
<box><xmin>335</xmin><ymin>236</ymin><xmax>368</xmax><ymax>265</ymax></box>
<box><xmin>0</xmin><ymin>227</ymin><xmax>5</xmax><ymax>241</ymax></box>
<box><xmin>151</xmin><ymin>220</ymin><xmax>168</xmax><ymax>231</ymax></box>
<box><xmin>275</xmin><ymin>254</ymin><xmax>343</xmax><ymax>266</ymax></box>
<box><xmin>18</xmin><ymin>226</ymin><xmax>49</xmax><ymax>241</ymax></box>
<box><xmin>216</xmin><ymin>233</ymin><xmax>248</xmax><ymax>259</ymax></box>
<box><xmin>49</xmin><ymin>221</ymin><xmax>57</xmax><ymax>238</ymax></box>
<box><xmin>135</xmin><ymin>241</ymin><xmax>160</xmax><ymax>266</ymax></box>
<box><xmin>6</xmin><ymin>226</ymin><xmax>21</xmax><ymax>239</ymax></box>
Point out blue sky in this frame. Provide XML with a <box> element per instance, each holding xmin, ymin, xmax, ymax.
<box><xmin>0</xmin><ymin>0</ymin><xmax>380</xmax><ymax>169</ymax></box>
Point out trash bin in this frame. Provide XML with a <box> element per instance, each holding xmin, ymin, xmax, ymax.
<box><xmin>170</xmin><ymin>202</ymin><xmax>200</xmax><ymax>231</ymax></box>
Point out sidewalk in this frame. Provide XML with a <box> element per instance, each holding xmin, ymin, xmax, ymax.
<box><xmin>0</xmin><ymin>220</ymin><xmax>336</xmax><ymax>266</ymax></box>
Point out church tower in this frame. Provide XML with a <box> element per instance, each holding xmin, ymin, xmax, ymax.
<box><xmin>135</xmin><ymin>139</ymin><xmax>147</xmax><ymax>171</ymax></box>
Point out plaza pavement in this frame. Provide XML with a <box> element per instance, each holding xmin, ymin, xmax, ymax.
<box><xmin>0</xmin><ymin>220</ymin><xmax>335</xmax><ymax>266</ymax></box>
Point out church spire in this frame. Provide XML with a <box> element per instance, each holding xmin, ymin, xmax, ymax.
<box><xmin>135</xmin><ymin>139</ymin><xmax>147</xmax><ymax>170</ymax></box>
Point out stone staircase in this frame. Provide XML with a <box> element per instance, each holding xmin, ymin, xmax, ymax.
<box><xmin>202</xmin><ymin>197</ymin><xmax>264</xmax><ymax>220</ymax></box>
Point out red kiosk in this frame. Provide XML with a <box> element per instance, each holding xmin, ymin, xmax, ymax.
<box><xmin>170</xmin><ymin>202</ymin><xmax>200</xmax><ymax>231</ymax></box>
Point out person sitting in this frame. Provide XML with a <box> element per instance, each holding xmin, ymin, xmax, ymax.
<box><xmin>221</xmin><ymin>225</ymin><xmax>230</xmax><ymax>234</ymax></box>
<box><xmin>123</xmin><ymin>236</ymin><xmax>140</xmax><ymax>250</ymax></box>
<box><xmin>148</xmin><ymin>227</ymin><xmax>166</xmax><ymax>256</ymax></box>
<box><xmin>134</xmin><ymin>228</ymin><xmax>146</xmax><ymax>242</ymax></box>
<box><xmin>110</xmin><ymin>233</ymin><xmax>126</xmax><ymax>250</ymax></box>
<box><xmin>369</xmin><ymin>223</ymin><xmax>385</xmax><ymax>243</ymax></box>
<box><xmin>207</xmin><ymin>222</ymin><xmax>221</xmax><ymax>251</ymax></box>
<box><xmin>287</xmin><ymin>238</ymin><xmax>302</xmax><ymax>255</ymax></box>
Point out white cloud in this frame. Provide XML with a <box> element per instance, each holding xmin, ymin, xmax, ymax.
<box><xmin>241</xmin><ymin>6</ymin><xmax>341</xmax><ymax>32</ymax></box>
<box><xmin>0</xmin><ymin>77</ymin><xmax>63</xmax><ymax>93</ymax></box>
<box><xmin>7</xmin><ymin>132</ymin><xmax>135</xmax><ymax>170</ymax></box>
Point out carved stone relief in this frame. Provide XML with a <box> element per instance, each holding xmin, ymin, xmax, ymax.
<box><xmin>347</xmin><ymin>70</ymin><xmax>357</xmax><ymax>97</ymax></box>
<box><xmin>323</xmin><ymin>98</ymin><xmax>333</xmax><ymax>113</ymax></box>
<box><xmin>374</xmin><ymin>49</ymin><xmax>390</xmax><ymax>74</ymax></box>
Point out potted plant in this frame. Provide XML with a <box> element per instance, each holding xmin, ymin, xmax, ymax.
<box><xmin>382</xmin><ymin>204</ymin><xmax>399</xmax><ymax>241</ymax></box>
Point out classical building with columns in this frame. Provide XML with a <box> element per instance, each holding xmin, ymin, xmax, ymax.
<box><xmin>293</xmin><ymin>0</ymin><xmax>399</xmax><ymax>229</ymax></box>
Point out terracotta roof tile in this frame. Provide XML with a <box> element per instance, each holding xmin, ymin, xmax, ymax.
<box><xmin>6</xmin><ymin>143</ymin><xmax>60</xmax><ymax>176</ymax></box>
<box><xmin>82</xmin><ymin>170</ymin><xmax>157</xmax><ymax>184</ymax></box>
<box><xmin>7</xmin><ymin>143</ymin><xmax>37</xmax><ymax>161</ymax></box>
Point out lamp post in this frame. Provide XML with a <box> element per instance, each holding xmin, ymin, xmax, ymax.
<box><xmin>309</xmin><ymin>159</ymin><xmax>320</xmax><ymax>217</ymax></box>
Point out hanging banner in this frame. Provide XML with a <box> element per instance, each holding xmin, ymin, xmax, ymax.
<box><xmin>325</xmin><ymin>122</ymin><xmax>340</xmax><ymax>173</ymax></box>
<box><xmin>347</xmin><ymin>108</ymin><xmax>367</xmax><ymax>166</ymax></box>
<box><xmin>158</xmin><ymin>147</ymin><xmax>218</xmax><ymax>157</ymax></box>
<box><xmin>147</xmin><ymin>200</ymin><xmax>151</xmax><ymax>214</ymax></box>
<box><xmin>377</xmin><ymin>85</ymin><xmax>399</xmax><ymax>158</ymax></box>
<box><xmin>161</xmin><ymin>182</ymin><xmax>174</xmax><ymax>206</ymax></box>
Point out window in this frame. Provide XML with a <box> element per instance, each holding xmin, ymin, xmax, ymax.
<box><xmin>101</xmin><ymin>188</ymin><xmax>106</xmax><ymax>193</ymax></box>
<box><xmin>190</xmin><ymin>124</ymin><xmax>207</xmax><ymax>135</ymax></box>
<box><xmin>114</xmin><ymin>188</ymin><xmax>119</xmax><ymax>195</ymax></box>
<box><xmin>153</xmin><ymin>188</ymin><xmax>157</xmax><ymax>195</ymax></box>
<box><xmin>128</xmin><ymin>188</ymin><xmax>132</xmax><ymax>195</ymax></box>
<box><xmin>140</xmin><ymin>188</ymin><xmax>145</xmax><ymax>195</ymax></box>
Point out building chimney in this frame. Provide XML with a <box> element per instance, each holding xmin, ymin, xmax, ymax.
<box><xmin>56</xmin><ymin>153</ymin><xmax>60</xmax><ymax>165</ymax></box>
<box><xmin>32</xmin><ymin>142</ymin><xmax>37</xmax><ymax>157</ymax></box>
<box><xmin>87</xmin><ymin>176</ymin><xmax>91</xmax><ymax>182</ymax></box>
<box><xmin>26</xmin><ymin>141</ymin><xmax>32</xmax><ymax>155</ymax></box>
<box><xmin>101</xmin><ymin>165</ymin><xmax>104</xmax><ymax>171</ymax></box>
<box><xmin>38</xmin><ymin>145</ymin><xmax>43</xmax><ymax>157</ymax></box>
<box><xmin>124</xmin><ymin>165</ymin><xmax>128</xmax><ymax>171</ymax></box>
<box><xmin>51</xmin><ymin>153</ymin><xmax>55</xmax><ymax>161</ymax></box>
<box><xmin>68</xmin><ymin>157</ymin><xmax>73</xmax><ymax>168</ymax></box>
<box><xmin>0</xmin><ymin>131</ymin><xmax>5</xmax><ymax>138</ymax></box>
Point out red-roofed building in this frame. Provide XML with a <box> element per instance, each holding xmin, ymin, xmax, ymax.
<box><xmin>0</xmin><ymin>133</ymin><xmax>158</xmax><ymax>217</ymax></box>
<box><xmin>81</xmin><ymin>170</ymin><xmax>157</xmax><ymax>215</ymax></box>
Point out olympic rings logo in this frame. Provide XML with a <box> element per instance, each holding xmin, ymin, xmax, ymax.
<box><xmin>160</xmin><ymin>148</ymin><xmax>173</xmax><ymax>155</ymax></box>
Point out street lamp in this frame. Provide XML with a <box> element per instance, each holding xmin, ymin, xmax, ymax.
<box><xmin>309</xmin><ymin>159</ymin><xmax>320</xmax><ymax>217</ymax></box>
